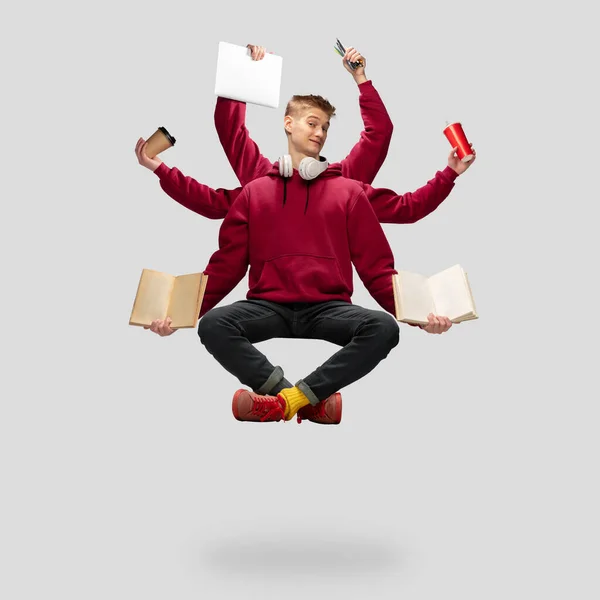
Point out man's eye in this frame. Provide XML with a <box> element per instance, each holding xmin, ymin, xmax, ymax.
<box><xmin>308</xmin><ymin>122</ymin><xmax>315</xmax><ymax>127</ymax></box>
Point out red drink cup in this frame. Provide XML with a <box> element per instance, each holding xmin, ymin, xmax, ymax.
<box><xmin>443</xmin><ymin>122</ymin><xmax>474</xmax><ymax>162</ymax></box>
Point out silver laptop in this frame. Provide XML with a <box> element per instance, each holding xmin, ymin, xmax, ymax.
<box><xmin>214</xmin><ymin>41</ymin><xmax>283</xmax><ymax>108</ymax></box>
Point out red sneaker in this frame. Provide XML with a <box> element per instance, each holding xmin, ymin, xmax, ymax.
<box><xmin>232</xmin><ymin>389</ymin><xmax>286</xmax><ymax>422</ymax></box>
<box><xmin>296</xmin><ymin>392</ymin><xmax>342</xmax><ymax>424</ymax></box>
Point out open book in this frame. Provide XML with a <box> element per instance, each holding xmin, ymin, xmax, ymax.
<box><xmin>129</xmin><ymin>269</ymin><xmax>208</xmax><ymax>329</ymax></box>
<box><xmin>392</xmin><ymin>264</ymin><xmax>478</xmax><ymax>325</ymax></box>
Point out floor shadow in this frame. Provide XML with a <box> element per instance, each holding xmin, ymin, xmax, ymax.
<box><xmin>198</xmin><ymin>531</ymin><xmax>403</xmax><ymax>578</ymax></box>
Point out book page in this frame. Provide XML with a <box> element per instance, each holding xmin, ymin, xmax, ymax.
<box><xmin>464</xmin><ymin>272</ymin><xmax>478</xmax><ymax>318</ymax></box>
<box><xmin>168</xmin><ymin>273</ymin><xmax>204</xmax><ymax>328</ymax></box>
<box><xmin>129</xmin><ymin>269</ymin><xmax>174</xmax><ymax>326</ymax></box>
<box><xmin>395</xmin><ymin>270</ymin><xmax>436</xmax><ymax>324</ymax></box>
<box><xmin>427</xmin><ymin>264</ymin><xmax>475</xmax><ymax>322</ymax></box>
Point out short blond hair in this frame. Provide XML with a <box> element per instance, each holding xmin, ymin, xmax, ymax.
<box><xmin>285</xmin><ymin>94</ymin><xmax>336</xmax><ymax>119</ymax></box>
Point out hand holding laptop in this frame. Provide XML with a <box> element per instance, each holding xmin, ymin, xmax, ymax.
<box><xmin>214</xmin><ymin>41</ymin><xmax>283</xmax><ymax>108</ymax></box>
<box><xmin>246</xmin><ymin>44</ymin><xmax>271</xmax><ymax>61</ymax></box>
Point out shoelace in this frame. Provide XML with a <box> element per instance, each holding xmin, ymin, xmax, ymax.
<box><xmin>250</xmin><ymin>395</ymin><xmax>285</xmax><ymax>422</ymax></box>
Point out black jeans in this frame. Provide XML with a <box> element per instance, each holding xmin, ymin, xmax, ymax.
<box><xmin>197</xmin><ymin>299</ymin><xmax>399</xmax><ymax>405</ymax></box>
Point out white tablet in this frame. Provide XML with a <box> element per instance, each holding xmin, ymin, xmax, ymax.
<box><xmin>214</xmin><ymin>41</ymin><xmax>283</xmax><ymax>108</ymax></box>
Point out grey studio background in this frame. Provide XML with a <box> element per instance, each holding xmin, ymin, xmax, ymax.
<box><xmin>1</xmin><ymin>1</ymin><xmax>598</xmax><ymax>599</ymax></box>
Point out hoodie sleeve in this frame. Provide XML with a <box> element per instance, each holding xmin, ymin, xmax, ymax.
<box><xmin>154</xmin><ymin>162</ymin><xmax>241</xmax><ymax>219</ymax></box>
<box><xmin>363</xmin><ymin>166</ymin><xmax>459</xmax><ymax>224</ymax></box>
<box><xmin>214</xmin><ymin>96</ymin><xmax>273</xmax><ymax>187</ymax></box>
<box><xmin>338</xmin><ymin>80</ymin><xmax>393</xmax><ymax>185</ymax></box>
<box><xmin>199</xmin><ymin>189</ymin><xmax>250</xmax><ymax>317</ymax></box>
<box><xmin>347</xmin><ymin>190</ymin><xmax>398</xmax><ymax>316</ymax></box>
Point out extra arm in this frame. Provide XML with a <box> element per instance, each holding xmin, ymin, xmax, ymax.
<box><xmin>346</xmin><ymin>190</ymin><xmax>397</xmax><ymax>315</ymax></box>
<box><xmin>154</xmin><ymin>162</ymin><xmax>241</xmax><ymax>220</ymax></box>
<box><xmin>363</xmin><ymin>166</ymin><xmax>459</xmax><ymax>224</ymax></box>
<box><xmin>214</xmin><ymin>96</ymin><xmax>273</xmax><ymax>187</ymax></box>
<box><xmin>199</xmin><ymin>191</ymin><xmax>250</xmax><ymax>316</ymax></box>
<box><xmin>337</xmin><ymin>81</ymin><xmax>394</xmax><ymax>185</ymax></box>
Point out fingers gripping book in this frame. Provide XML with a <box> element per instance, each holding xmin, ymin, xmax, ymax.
<box><xmin>392</xmin><ymin>264</ymin><xmax>478</xmax><ymax>325</ymax></box>
<box><xmin>129</xmin><ymin>269</ymin><xmax>208</xmax><ymax>328</ymax></box>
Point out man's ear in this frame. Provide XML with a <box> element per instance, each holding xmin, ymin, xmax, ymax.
<box><xmin>284</xmin><ymin>115</ymin><xmax>293</xmax><ymax>135</ymax></box>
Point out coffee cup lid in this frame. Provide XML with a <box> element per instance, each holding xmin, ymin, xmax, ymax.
<box><xmin>159</xmin><ymin>126</ymin><xmax>176</xmax><ymax>145</ymax></box>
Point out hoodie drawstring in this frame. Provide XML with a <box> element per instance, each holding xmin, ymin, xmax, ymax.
<box><xmin>281</xmin><ymin>176</ymin><xmax>311</xmax><ymax>215</ymax></box>
<box><xmin>304</xmin><ymin>180</ymin><xmax>310</xmax><ymax>215</ymax></box>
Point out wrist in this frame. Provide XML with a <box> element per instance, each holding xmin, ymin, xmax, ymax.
<box><xmin>153</xmin><ymin>161</ymin><xmax>167</xmax><ymax>176</ymax></box>
<box><xmin>444</xmin><ymin>165</ymin><xmax>460</xmax><ymax>180</ymax></box>
<box><xmin>353</xmin><ymin>73</ymin><xmax>368</xmax><ymax>85</ymax></box>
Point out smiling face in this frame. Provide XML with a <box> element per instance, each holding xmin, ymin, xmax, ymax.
<box><xmin>285</xmin><ymin>108</ymin><xmax>330</xmax><ymax>157</ymax></box>
<box><xmin>283</xmin><ymin>94</ymin><xmax>336</xmax><ymax>159</ymax></box>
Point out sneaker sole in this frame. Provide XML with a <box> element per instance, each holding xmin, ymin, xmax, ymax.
<box><xmin>232</xmin><ymin>389</ymin><xmax>246</xmax><ymax>421</ymax></box>
<box><xmin>325</xmin><ymin>392</ymin><xmax>342</xmax><ymax>424</ymax></box>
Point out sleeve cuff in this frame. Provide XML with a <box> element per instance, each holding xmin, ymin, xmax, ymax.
<box><xmin>441</xmin><ymin>165</ymin><xmax>459</xmax><ymax>183</ymax></box>
<box><xmin>357</xmin><ymin>79</ymin><xmax>374</xmax><ymax>93</ymax></box>
<box><xmin>154</xmin><ymin>162</ymin><xmax>168</xmax><ymax>178</ymax></box>
<box><xmin>216</xmin><ymin>95</ymin><xmax>246</xmax><ymax>106</ymax></box>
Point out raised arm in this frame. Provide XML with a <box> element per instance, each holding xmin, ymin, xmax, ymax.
<box><xmin>363</xmin><ymin>165</ymin><xmax>457</xmax><ymax>224</ymax></box>
<box><xmin>214</xmin><ymin>96</ymin><xmax>273</xmax><ymax>187</ymax></box>
<box><xmin>362</xmin><ymin>147</ymin><xmax>476</xmax><ymax>223</ymax></box>
<box><xmin>213</xmin><ymin>44</ymin><xmax>273</xmax><ymax>187</ymax></box>
<box><xmin>334</xmin><ymin>46</ymin><xmax>394</xmax><ymax>185</ymax></box>
<box><xmin>200</xmin><ymin>191</ymin><xmax>250</xmax><ymax>316</ymax></box>
<box><xmin>154</xmin><ymin>162</ymin><xmax>241</xmax><ymax>219</ymax></box>
<box><xmin>136</xmin><ymin>136</ymin><xmax>240</xmax><ymax>219</ymax></box>
<box><xmin>346</xmin><ymin>190</ymin><xmax>398</xmax><ymax>315</ymax></box>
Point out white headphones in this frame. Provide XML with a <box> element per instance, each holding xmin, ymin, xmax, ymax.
<box><xmin>278</xmin><ymin>154</ymin><xmax>329</xmax><ymax>180</ymax></box>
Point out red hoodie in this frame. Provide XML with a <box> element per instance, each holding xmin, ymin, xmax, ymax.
<box><xmin>214</xmin><ymin>80</ymin><xmax>393</xmax><ymax>187</ymax></box>
<box><xmin>213</xmin><ymin>79</ymin><xmax>460</xmax><ymax>221</ymax></box>
<box><xmin>199</xmin><ymin>163</ymin><xmax>398</xmax><ymax>317</ymax></box>
<box><xmin>156</xmin><ymin>80</ymin><xmax>457</xmax><ymax>222</ymax></box>
<box><xmin>154</xmin><ymin>161</ymin><xmax>458</xmax><ymax>225</ymax></box>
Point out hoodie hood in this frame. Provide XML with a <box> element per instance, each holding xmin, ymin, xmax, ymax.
<box><xmin>265</xmin><ymin>160</ymin><xmax>344</xmax><ymax>214</ymax></box>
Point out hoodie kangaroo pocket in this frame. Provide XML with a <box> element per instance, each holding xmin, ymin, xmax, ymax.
<box><xmin>257</xmin><ymin>254</ymin><xmax>347</xmax><ymax>296</ymax></box>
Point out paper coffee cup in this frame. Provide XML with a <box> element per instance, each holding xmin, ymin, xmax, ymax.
<box><xmin>443</xmin><ymin>122</ymin><xmax>473</xmax><ymax>162</ymax></box>
<box><xmin>145</xmin><ymin>126</ymin><xmax>176</xmax><ymax>159</ymax></box>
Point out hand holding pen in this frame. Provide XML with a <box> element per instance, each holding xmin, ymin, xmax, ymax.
<box><xmin>334</xmin><ymin>38</ymin><xmax>365</xmax><ymax>73</ymax></box>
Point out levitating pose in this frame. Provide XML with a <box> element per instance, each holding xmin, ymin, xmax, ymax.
<box><xmin>136</xmin><ymin>44</ymin><xmax>475</xmax><ymax>424</ymax></box>
<box><xmin>143</xmin><ymin>96</ymin><xmax>453</xmax><ymax>426</ymax></box>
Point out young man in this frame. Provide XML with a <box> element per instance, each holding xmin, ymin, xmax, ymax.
<box><xmin>136</xmin><ymin>41</ymin><xmax>474</xmax><ymax>228</ymax></box>
<box><xmin>134</xmin><ymin>43</ymin><xmax>397</xmax><ymax>222</ymax></box>
<box><xmin>214</xmin><ymin>43</ymin><xmax>476</xmax><ymax>220</ymax></box>
<box><xmin>137</xmin><ymin>45</ymin><xmax>472</xmax><ymax>423</ymax></box>
<box><xmin>145</xmin><ymin>95</ymin><xmax>454</xmax><ymax>426</ymax></box>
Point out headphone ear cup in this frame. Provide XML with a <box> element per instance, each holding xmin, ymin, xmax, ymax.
<box><xmin>279</xmin><ymin>155</ymin><xmax>293</xmax><ymax>177</ymax></box>
<box><xmin>299</xmin><ymin>157</ymin><xmax>329</xmax><ymax>180</ymax></box>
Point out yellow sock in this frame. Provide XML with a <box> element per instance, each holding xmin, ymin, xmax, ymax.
<box><xmin>278</xmin><ymin>387</ymin><xmax>311</xmax><ymax>421</ymax></box>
